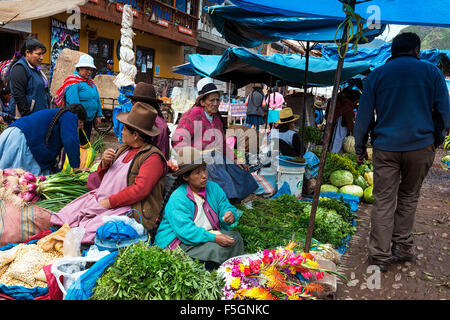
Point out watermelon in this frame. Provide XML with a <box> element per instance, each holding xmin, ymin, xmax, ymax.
<box><xmin>330</xmin><ymin>170</ymin><xmax>354</xmax><ymax>187</ymax></box>
<box><xmin>339</xmin><ymin>185</ymin><xmax>364</xmax><ymax>199</ymax></box>
<box><xmin>354</xmin><ymin>175</ymin><xmax>368</xmax><ymax>190</ymax></box>
<box><xmin>364</xmin><ymin>186</ymin><xmax>375</xmax><ymax>204</ymax></box>
<box><xmin>320</xmin><ymin>184</ymin><xmax>339</xmax><ymax>193</ymax></box>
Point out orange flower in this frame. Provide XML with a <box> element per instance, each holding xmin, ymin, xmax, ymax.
<box><xmin>240</xmin><ymin>287</ymin><xmax>279</xmax><ymax>300</ymax></box>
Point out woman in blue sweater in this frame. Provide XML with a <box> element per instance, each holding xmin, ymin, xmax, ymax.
<box><xmin>57</xmin><ymin>54</ymin><xmax>102</xmax><ymax>145</ymax></box>
<box><xmin>154</xmin><ymin>146</ymin><xmax>244</xmax><ymax>268</ymax></box>
<box><xmin>0</xmin><ymin>104</ymin><xmax>87</xmax><ymax>176</ymax></box>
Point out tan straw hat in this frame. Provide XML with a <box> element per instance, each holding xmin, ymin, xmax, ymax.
<box><xmin>276</xmin><ymin>107</ymin><xmax>300</xmax><ymax>124</ymax></box>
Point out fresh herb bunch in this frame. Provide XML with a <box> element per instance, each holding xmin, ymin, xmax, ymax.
<box><xmin>300</xmin><ymin>204</ymin><xmax>356</xmax><ymax>249</ymax></box>
<box><xmin>90</xmin><ymin>242</ymin><xmax>224</xmax><ymax>300</ymax></box>
<box><xmin>298</xmin><ymin>126</ymin><xmax>322</xmax><ymax>145</ymax></box>
<box><xmin>233</xmin><ymin>194</ymin><xmax>355</xmax><ymax>252</ymax></box>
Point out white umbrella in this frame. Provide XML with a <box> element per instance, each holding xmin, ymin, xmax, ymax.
<box><xmin>0</xmin><ymin>0</ymin><xmax>87</xmax><ymax>25</ymax></box>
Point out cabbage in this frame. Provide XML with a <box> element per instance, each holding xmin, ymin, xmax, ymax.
<box><xmin>364</xmin><ymin>171</ymin><xmax>373</xmax><ymax>186</ymax></box>
<box><xmin>330</xmin><ymin>170</ymin><xmax>354</xmax><ymax>187</ymax></box>
<box><xmin>320</xmin><ymin>184</ymin><xmax>339</xmax><ymax>193</ymax></box>
<box><xmin>364</xmin><ymin>186</ymin><xmax>375</xmax><ymax>203</ymax></box>
<box><xmin>354</xmin><ymin>175</ymin><xmax>368</xmax><ymax>190</ymax></box>
<box><xmin>339</xmin><ymin>185</ymin><xmax>364</xmax><ymax>199</ymax></box>
<box><xmin>343</xmin><ymin>136</ymin><xmax>355</xmax><ymax>154</ymax></box>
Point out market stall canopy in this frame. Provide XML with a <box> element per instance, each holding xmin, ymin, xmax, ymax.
<box><xmin>216</xmin><ymin>0</ymin><xmax>450</xmax><ymax>28</ymax></box>
<box><xmin>321</xmin><ymin>42</ymin><xmax>450</xmax><ymax>75</ymax></box>
<box><xmin>206</xmin><ymin>4</ymin><xmax>386</xmax><ymax>48</ymax></box>
<box><xmin>0</xmin><ymin>0</ymin><xmax>87</xmax><ymax>25</ymax></box>
<box><xmin>172</xmin><ymin>55</ymin><xmax>222</xmax><ymax>78</ymax></box>
<box><xmin>174</xmin><ymin>47</ymin><xmax>372</xmax><ymax>88</ymax></box>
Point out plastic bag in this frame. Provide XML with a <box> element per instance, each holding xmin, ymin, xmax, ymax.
<box><xmin>51</xmin><ymin>250</ymin><xmax>110</xmax><ymax>299</ymax></box>
<box><xmin>62</xmin><ymin>227</ymin><xmax>85</xmax><ymax>258</ymax></box>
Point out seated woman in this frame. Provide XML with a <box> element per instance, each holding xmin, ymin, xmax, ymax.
<box><xmin>172</xmin><ymin>77</ymin><xmax>258</xmax><ymax>204</ymax></box>
<box><xmin>268</xmin><ymin>107</ymin><xmax>302</xmax><ymax>157</ymax></box>
<box><xmin>0</xmin><ymin>103</ymin><xmax>86</xmax><ymax>176</ymax></box>
<box><xmin>50</xmin><ymin>102</ymin><xmax>167</xmax><ymax>244</ymax></box>
<box><xmin>154</xmin><ymin>146</ymin><xmax>244</xmax><ymax>268</ymax></box>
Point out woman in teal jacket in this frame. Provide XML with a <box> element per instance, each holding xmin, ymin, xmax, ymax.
<box><xmin>62</xmin><ymin>55</ymin><xmax>102</xmax><ymax>145</ymax></box>
<box><xmin>154</xmin><ymin>146</ymin><xmax>244</xmax><ymax>269</ymax></box>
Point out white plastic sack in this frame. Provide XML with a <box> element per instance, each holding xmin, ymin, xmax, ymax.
<box><xmin>120</xmin><ymin>46</ymin><xmax>135</xmax><ymax>64</ymax></box>
<box><xmin>120</xmin><ymin>36</ymin><xmax>134</xmax><ymax>49</ymax></box>
<box><xmin>51</xmin><ymin>250</ymin><xmax>110</xmax><ymax>299</ymax></box>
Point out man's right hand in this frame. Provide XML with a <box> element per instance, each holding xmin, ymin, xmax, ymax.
<box><xmin>356</xmin><ymin>152</ymin><xmax>368</xmax><ymax>164</ymax></box>
<box><xmin>214</xmin><ymin>233</ymin><xmax>235</xmax><ymax>247</ymax></box>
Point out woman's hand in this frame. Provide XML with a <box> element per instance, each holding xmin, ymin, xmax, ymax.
<box><xmin>72</xmin><ymin>168</ymin><xmax>90</xmax><ymax>173</ymax></box>
<box><xmin>234</xmin><ymin>159</ymin><xmax>249</xmax><ymax>171</ymax></box>
<box><xmin>95</xmin><ymin>116</ymin><xmax>102</xmax><ymax>127</ymax></box>
<box><xmin>98</xmin><ymin>199</ymin><xmax>111</xmax><ymax>209</ymax></box>
<box><xmin>101</xmin><ymin>148</ymin><xmax>116</xmax><ymax>167</ymax></box>
<box><xmin>223</xmin><ymin>211</ymin><xmax>235</xmax><ymax>224</ymax></box>
<box><xmin>214</xmin><ymin>233</ymin><xmax>235</xmax><ymax>247</ymax></box>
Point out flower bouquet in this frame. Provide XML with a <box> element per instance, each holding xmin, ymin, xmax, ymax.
<box><xmin>218</xmin><ymin>242</ymin><xmax>344</xmax><ymax>300</ymax></box>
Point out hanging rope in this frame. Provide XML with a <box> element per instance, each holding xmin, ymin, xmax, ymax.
<box><xmin>334</xmin><ymin>2</ymin><xmax>368</xmax><ymax>59</ymax></box>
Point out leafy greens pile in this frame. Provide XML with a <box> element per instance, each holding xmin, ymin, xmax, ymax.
<box><xmin>91</xmin><ymin>242</ymin><xmax>224</xmax><ymax>300</ymax></box>
<box><xmin>233</xmin><ymin>194</ymin><xmax>356</xmax><ymax>253</ymax></box>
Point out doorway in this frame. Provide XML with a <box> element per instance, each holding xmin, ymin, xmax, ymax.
<box><xmin>135</xmin><ymin>46</ymin><xmax>155</xmax><ymax>84</ymax></box>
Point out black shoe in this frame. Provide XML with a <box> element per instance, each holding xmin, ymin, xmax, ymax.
<box><xmin>368</xmin><ymin>256</ymin><xmax>398</xmax><ymax>273</ymax></box>
<box><xmin>392</xmin><ymin>243</ymin><xmax>416</xmax><ymax>262</ymax></box>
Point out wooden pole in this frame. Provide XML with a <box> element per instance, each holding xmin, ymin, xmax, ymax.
<box><xmin>304</xmin><ymin>0</ymin><xmax>356</xmax><ymax>252</ymax></box>
<box><xmin>300</xmin><ymin>41</ymin><xmax>310</xmax><ymax>157</ymax></box>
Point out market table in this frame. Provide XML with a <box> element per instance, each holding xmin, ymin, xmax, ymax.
<box><xmin>219</xmin><ymin>102</ymin><xmax>247</xmax><ymax>124</ymax></box>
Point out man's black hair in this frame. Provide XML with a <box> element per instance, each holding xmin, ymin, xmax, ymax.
<box><xmin>391</xmin><ymin>32</ymin><xmax>421</xmax><ymax>56</ymax></box>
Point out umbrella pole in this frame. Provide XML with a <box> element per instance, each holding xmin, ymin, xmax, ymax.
<box><xmin>300</xmin><ymin>41</ymin><xmax>310</xmax><ymax>157</ymax></box>
<box><xmin>304</xmin><ymin>0</ymin><xmax>355</xmax><ymax>253</ymax></box>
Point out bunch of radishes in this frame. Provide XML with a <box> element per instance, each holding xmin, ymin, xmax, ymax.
<box><xmin>0</xmin><ymin>168</ymin><xmax>46</xmax><ymax>205</ymax></box>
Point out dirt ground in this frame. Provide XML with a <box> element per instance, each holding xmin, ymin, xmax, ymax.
<box><xmin>334</xmin><ymin>147</ymin><xmax>449</xmax><ymax>300</ymax></box>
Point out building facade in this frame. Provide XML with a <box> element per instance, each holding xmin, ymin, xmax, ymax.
<box><xmin>25</xmin><ymin>0</ymin><xmax>201</xmax><ymax>95</ymax></box>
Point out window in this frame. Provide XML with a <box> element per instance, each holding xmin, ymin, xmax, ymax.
<box><xmin>88</xmin><ymin>37</ymin><xmax>114</xmax><ymax>72</ymax></box>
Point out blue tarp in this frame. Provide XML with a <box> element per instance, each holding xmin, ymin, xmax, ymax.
<box><xmin>220</xmin><ymin>1</ymin><xmax>450</xmax><ymax>28</ymax></box>
<box><xmin>321</xmin><ymin>42</ymin><xmax>450</xmax><ymax>71</ymax></box>
<box><xmin>174</xmin><ymin>47</ymin><xmax>371</xmax><ymax>88</ymax></box>
<box><xmin>206</xmin><ymin>5</ymin><xmax>385</xmax><ymax>48</ymax></box>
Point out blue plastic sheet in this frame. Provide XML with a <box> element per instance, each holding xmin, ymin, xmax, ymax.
<box><xmin>206</xmin><ymin>4</ymin><xmax>385</xmax><ymax>48</ymax></box>
<box><xmin>224</xmin><ymin>1</ymin><xmax>450</xmax><ymax>28</ymax></box>
<box><xmin>321</xmin><ymin>42</ymin><xmax>450</xmax><ymax>71</ymax></box>
<box><xmin>174</xmin><ymin>47</ymin><xmax>371</xmax><ymax>87</ymax></box>
<box><xmin>64</xmin><ymin>251</ymin><xmax>119</xmax><ymax>300</ymax></box>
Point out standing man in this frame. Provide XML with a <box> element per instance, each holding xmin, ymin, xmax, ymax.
<box><xmin>354</xmin><ymin>32</ymin><xmax>450</xmax><ymax>272</ymax></box>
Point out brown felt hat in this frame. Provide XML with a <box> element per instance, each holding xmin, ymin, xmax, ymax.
<box><xmin>125</xmin><ymin>82</ymin><xmax>163</xmax><ymax>104</ymax></box>
<box><xmin>115</xmin><ymin>102</ymin><xmax>161</xmax><ymax>137</ymax></box>
<box><xmin>173</xmin><ymin>146</ymin><xmax>206</xmax><ymax>177</ymax></box>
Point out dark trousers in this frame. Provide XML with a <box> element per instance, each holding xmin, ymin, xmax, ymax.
<box><xmin>369</xmin><ymin>143</ymin><xmax>435</xmax><ymax>262</ymax></box>
<box><xmin>79</xmin><ymin>120</ymin><xmax>93</xmax><ymax>146</ymax></box>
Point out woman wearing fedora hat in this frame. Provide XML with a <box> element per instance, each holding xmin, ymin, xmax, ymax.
<box><xmin>55</xmin><ymin>54</ymin><xmax>102</xmax><ymax>145</ymax></box>
<box><xmin>172</xmin><ymin>78</ymin><xmax>258</xmax><ymax>204</ymax></box>
<box><xmin>124</xmin><ymin>82</ymin><xmax>170</xmax><ymax>159</ymax></box>
<box><xmin>269</xmin><ymin>107</ymin><xmax>303</xmax><ymax>157</ymax></box>
<box><xmin>154</xmin><ymin>146</ymin><xmax>244</xmax><ymax>269</ymax></box>
<box><xmin>51</xmin><ymin>102</ymin><xmax>167</xmax><ymax>244</ymax></box>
